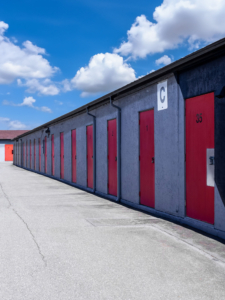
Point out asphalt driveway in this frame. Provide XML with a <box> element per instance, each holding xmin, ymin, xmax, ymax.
<box><xmin>0</xmin><ymin>162</ymin><xmax>225</xmax><ymax>300</ymax></box>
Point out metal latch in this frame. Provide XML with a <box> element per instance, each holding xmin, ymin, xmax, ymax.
<box><xmin>151</xmin><ymin>157</ymin><xmax>154</xmax><ymax>163</ymax></box>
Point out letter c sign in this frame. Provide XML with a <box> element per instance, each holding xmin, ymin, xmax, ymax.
<box><xmin>157</xmin><ymin>80</ymin><xmax>168</xmax><ymax>111</ymax></box>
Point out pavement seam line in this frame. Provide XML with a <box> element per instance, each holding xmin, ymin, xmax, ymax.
<box><xmin>0</xmin><ymin>182</ymin><xmax>47</xmax><ymax>267</ymax></box>
<box><xmin>149</xmin><ymin>223</ymin><xmax>225</xmax><ymax>265</ymax></box>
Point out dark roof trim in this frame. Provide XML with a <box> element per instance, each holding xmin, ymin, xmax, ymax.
<box><xmin>14</xmin><ymin>37</ymin><xmax>225</xmax><ymax>140</ymax></box>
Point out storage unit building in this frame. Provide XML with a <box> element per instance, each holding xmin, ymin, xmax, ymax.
<box><xmin>13</xmin><ymin>38</ymin><xmax>225</xmax><ymax>239</ymax></box>
<box><xmin>0</xmin><ymin>130</ymin><xmax>29</xmax><ymax>162</ymax></box>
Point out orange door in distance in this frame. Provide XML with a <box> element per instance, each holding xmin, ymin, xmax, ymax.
<box><xmin>5</xmin><ymin>144</ymin><xmax>13</xmax><ymax>161</ymax></box>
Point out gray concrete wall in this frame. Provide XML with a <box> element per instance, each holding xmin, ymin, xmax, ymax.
<box><xmin>0</xmin><ymin>144</ymin><xmax>5</xmax><ymax>162</ymax></box>
<box><xmin>13</xmin><ymin>72</ymin><xmax>224</xmax><ymax>237</ymax></box>
<box><xmin>94</xmin><ymin>104</ymin><xmax>117</xmax><ymax>195</ymax></box>
<box><xmin>117</xmin><ymin>75</ymin><xmax>185</xmax><ymax>217</ymax></box>
<box><xmin>0</xmin><ymin>140</ymin><xmax>14</xmax><ymax>144</ymax></box>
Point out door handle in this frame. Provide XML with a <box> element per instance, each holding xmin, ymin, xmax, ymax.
<box><xmin>115</xmin><ymin>156</ymin><xmax>117</xmax><ymax>161</ymax></box>
<box><xmin>151</xmin><ymin>157</ymin><xmax>154</xmax><ymax>163</ymax></box>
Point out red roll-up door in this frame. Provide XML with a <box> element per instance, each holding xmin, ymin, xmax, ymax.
<box><xmin>30</xmin><ymin>140</ymin><xmax>32</xmax><ymax>169</ymax></box>
<box><xmin>87</xmin><ymin>125</ymin><xmax>93</xmax><ymax>188</ymax></box>
<box><xmin>72</xmin><ymin>129</ymin><xmax>76</xmax><ymax>183</ymax></box>
<box><xmin>108</xmin><ymin>119</ymin><xmax>117</xmax><ymax>196</ymax></box>
<box><xmin>5</xmin><ymin>144</ymin><xmax>13</xmax><ymax>161</ymax></box>
<box><xmin>60</xmin><ymin>132</ymin><xmax>64</xmax><ymax>179</ymax></box>
<box><xmin>34</xmin><ymin>139</ymin><xmax>36</xmax><ymax>170</ymax></box>
<box><xmin>45</xmin><ymin>137</ymin><xmax>47</xmax><ymax>173</ymax></box>
<box><xmin>186</xmin><ymin>93</ymin><xmax>214</xmax><ymax>224</ymax></box>
<box><xmin>38</xmin><ymin>138</ymin><xmax>41</xmax><ymax>172</ymax></box>
<box><xmin>139</xmin><ymin>109</ymin><xmax>155</xmax><ymax>208</ymax></box>
<box><xmin>51</xmin><ymin>134</ymin><xmax>54</xmax><ymax>176</ymax></box>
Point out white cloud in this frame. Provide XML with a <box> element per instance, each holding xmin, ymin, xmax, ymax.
<box><xmin>71</xmin><ymin>53</ymin><xmax>136</xmax><ymax>97</ymax></box>
<box><xmin>20</xmin><ymin>96</ymin><xmax>36</xmax><ymax>107</ymax></box>
<box><xmin>55</xmin><ymin>100</ymin><xmax>63</xmax><ymax>105</ymax></box>
<box><xmin>0</xmin><ymin>21</ymin><xmax>8</xmax><ymax>35</ymax></box>
<box><xmin>114</xmin><ymin>0</ymin><xmax>225</xmax><ymax>59</ymax></box>
<box><xmin>61</xmin><ymin>79</ymin><xmax>72</xmax><ymax>92</ymax></box>
<box><xmin>2</xmin><ymin>96</ymin><xmax>52</xmax><ymax>113</ymax></box>
<box><xmin>155</xmin><ymin>55</ymin><xmax>172</xmax><ymax>66</ymax></box>
<box><xmin>0</xmin><ymin>117</ymin><xmax>10</xmax><ymax>122</ymax></box>
<box><xmin>17</xmin><ymin>78</ymin><xmax>60</xmax><ymax>96</ymax></box>
<box><xmin>8</xmin><ymin>120</ymin><xmax>27</xmax><ymax>129</ymax></box>
<box><xmin>22</xmin><ymin>41</ymin><xmax>46</xmax><ymax>55</ymax></box>
<box><xmin>0</xmin><ymin>116</ymin><xmax>26</xmax><ymax>129</ymax></box>
<box><xmin>40</xmin><ymin>106</ymin><xmax>52</xmax><ymax>113</ymax></box>
<box><xmin>0</xmin><ymin>21</ymin><xmax>59</xmax><ymax>84</ymax></box>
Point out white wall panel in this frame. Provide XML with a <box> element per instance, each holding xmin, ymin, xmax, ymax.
<box><xmin>0</xmin><ymin>144</ymin><xmax>5</xmax><ymax>162</ymax></box>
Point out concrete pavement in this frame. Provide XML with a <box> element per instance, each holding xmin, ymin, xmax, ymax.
<box><xmin>0</xmin><ymin>162</ymin><xmax>225</xmax><ymax>300</ymax></box>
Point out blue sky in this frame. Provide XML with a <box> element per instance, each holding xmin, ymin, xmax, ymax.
<box><xmin>0</xmin><ymin>0</ymin><xmax>224</xmax><ymax>130</ymax></box>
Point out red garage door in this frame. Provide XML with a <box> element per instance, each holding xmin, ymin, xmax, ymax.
<box><xmin>60</xmin><ymin>132</ymin><xmax>64</xmax><ymax>179</ymax></box>
<box><xmin>5</xmin><ymin>144</ymin><xmax>13</xmax><ymax>161</ymax></box>
<box><xmin>30</xmin><ymin>140</ymin><xmax>32</xmax><ymax>169</ymax></box>
<box><xmin>72</xmin><ymin>129</ymin><xmax>76</xmax><ymax>183</ymax></box>
<box><xmin>45</xmin><ymin>137</ymin><xmax>47</xmax><ymax>173</ymax></box>
<box><xmin>51</xmin><ymin>134</ymin><xmax>55</xmax><ymax>176</ymax></box>
<box><xmin>186</xmin><ymin>93</ymin><xmax>214</xmax><ymax>224</ymax></box>
<box><xmin>139</xmin><ymin>109</ymin><xmax>155</xmax><ymax>208</ymax></box>
<box><xmin>87</xmin><ymin>125</ymin><xmax>93</xmax><ymax>189</ymax></box>
<box><xmin>26</xmin><ymin>141</ymin><xmax>28</xmax><ymax>167</ymax></box>
<box><xmin>34</xmin><ymin>139</ymin><xmax>36</xmax><ymax>170</ymax></box>
<box><xmin>108</xmin><ymin>119</ymin><xmax>117</xmax><ymax>196</ymax></box>
<box><xmin>38</xmin><ymin>138</ymin><xmax>41</xmax><ymax>172</ymax></box>
<box><xmin>23</xmin><ymin>142</ymin><xmax>25</xmax><ymax>167</ymax></box>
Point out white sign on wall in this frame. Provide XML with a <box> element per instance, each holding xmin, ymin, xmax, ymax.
<box><xmin>207</xmin><ymin>148</ymin><xmax>215</xmax><ymax>187</ymax></box>
<box><xmin>157</xmin><ymin>80</ymin><xmax>168</xmax><ymax>111</ymax></box>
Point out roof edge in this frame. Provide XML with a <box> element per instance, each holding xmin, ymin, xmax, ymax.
<box><xmin>14</xmin><ymin>37</ymin><xmax>225</xmax><ymax>140</ymax></box>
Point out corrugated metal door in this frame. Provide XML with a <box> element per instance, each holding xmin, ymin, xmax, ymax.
<box><xmin>72</xmin><ymin>129</ymin><xmax>76</xmax><ymax>183</ymax></box>
<box><xmin>30</xmin><ymin>140</ymin><xmax>32</xmax><ymax>168</ymax></box>
<box><xmin>45</xmin><ymin>136</ymin><xmax>47</xmax><ymax>173</ymax></box>
<box><xmin>34</xmin><ymin>139</ymin><xmax>36</xmax><ymax>170</ymax></box>
<box><xmin>5</xmin><ymin>145</ymin><xmax>13</xmax><ymax>161</ymax></box>
<box><xmin>186</xmin><ymin>93</ymin><xmax>214</xmax><ymax>224</ymax></box>
<box><xmin>87</xmin><ymin>125</ymin><xmax>93</xmax><ymax>188</ymax></box>
<box><xmin>60</xmin><ymin>132</ymin><xmax>64</xmax><ymax>179</ymax></box>
<box><xmin>38</xmin><ymin>138</ymin><xmax>41</xmax><ymax>172</ymax></box>
<box><xmin>51</xmin><ymin>134</ymin><xmax>54</xmax><ymax>176</ymax></box>
<box><xmin>139</xmin><ymin>109</ymin><xmax>155</xmax><ymax>208</ymax></box>
<box><xmin>108</xmin><ymin>119</ymin><xmax>117</xmax><ymax>196</ymax></box>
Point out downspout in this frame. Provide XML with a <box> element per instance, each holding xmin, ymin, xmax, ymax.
<box><xmin>86</xmin><ymin>107</ymin><xmax>96</xmax><ymax>193</ymax></box>
<box><xmin>110</xmin><ymin>96</ymin><xmax>121</xmax><ymax>202</ymax></box>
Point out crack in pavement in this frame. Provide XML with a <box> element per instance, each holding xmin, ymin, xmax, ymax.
<box><xmin>0</xmin><ymin>182</ymin><xmax>47</xmax><ymax>267</ymax></box>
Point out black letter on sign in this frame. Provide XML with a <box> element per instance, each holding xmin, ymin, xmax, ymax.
<box><xmin>160</xmin><ymin>86</ymin><xmax>165</xmax><ymax>103</ymax></box>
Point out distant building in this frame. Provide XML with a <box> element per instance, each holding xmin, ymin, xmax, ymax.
<box><xmin>0</xmin><ymin>130</ymin><xmax>29</xmax><ymax>162</ymax></box>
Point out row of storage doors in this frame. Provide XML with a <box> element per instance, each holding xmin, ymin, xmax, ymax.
<box><xmin>20</xmin><ymin>92</ymin><xmax>215</xmax><ymax>225</ymax></box>
<box><xmin>21</xmin><ymin>123</ymin><xmax>118</xmax><ymax>195</ymax></box>
<box><xmin>140</xmin><ymin>93</ymin><xmax>215</xmax><ymax>225</ymax></box>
